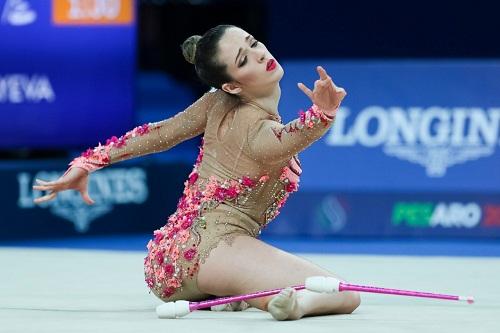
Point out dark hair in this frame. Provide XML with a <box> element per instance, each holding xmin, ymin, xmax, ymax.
<box><xmin>181</xmin><ymin>24</ymin><xmax>237</xmax><ymax>90</ymax></box>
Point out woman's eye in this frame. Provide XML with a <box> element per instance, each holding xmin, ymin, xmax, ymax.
<box><xmin>239</xmin><ymin>41</ymin><xmax>259</xmax><ymax>67</ymax></box>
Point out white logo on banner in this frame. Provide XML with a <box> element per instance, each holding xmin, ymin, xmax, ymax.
<box><xmin>1</xmin><ymin>0</ymin><xmax>37</xmax><ymax>26</ymax></box>
<box><xmin>430</xmin><ymin>202</ymin><xmax>482</xmax><ymax>228</ymax></box>
<box><xmin>327</xmin><ymin>106</ymin><xmax>500</xmax><ymax>177</ymax></box>
<box><xmin>0</xmin><ymin>74</ymin><xmax>55</xmax><ymax>103</ymax></box>
<box><xmin>17</xmin><ymin>168</ymin><xmax>149</xmax><ymax>232</ymax></box>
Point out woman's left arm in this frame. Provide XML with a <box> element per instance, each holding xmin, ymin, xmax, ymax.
<box><xmin>247</xmin><ymin>66</ymin><xmax>346</xmax><ymax>162</ymax></box>
<box><xmin>246</xmin><ymin>104</ymin><xmax>336</xmax><ymax>162</ymax></box>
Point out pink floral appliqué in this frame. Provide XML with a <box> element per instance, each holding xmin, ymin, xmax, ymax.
<box><xmin>271</xmin><ymin>104</ymin><xmax>334</xmax><ymax>142</ymax></box>
<box><xmin>143</xmin><ymin>139</ymin><xmax>271</xmax><ymax>299</ymax></box>
<box><xmin>262</xmin><ymin>162</ymin><xmax>301</xmax><ymax>225</ymax></box>
<box><xmin>67</xmin><ymin>123</ymin><xmax>152</xmax><ymax>174</ymax></box>
<box><xmin>183</xmin><ymin>248</ymin><xmax>197</xmax><ymax>261</ymax></box>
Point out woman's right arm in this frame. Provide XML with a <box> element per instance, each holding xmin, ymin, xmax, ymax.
<box><xmin>67</xmin><ymin>88</ymin><xmax>226</xmax><ymax>174</ymax></box>
<box><xmin>33</xmin><ymin>88</ymin><xmax>230</xmax><ymax>204</ymax></box>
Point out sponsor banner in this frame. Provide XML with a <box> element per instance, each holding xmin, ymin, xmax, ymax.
<box><xmin>0</xmin><ymin>0</ymin><xmax>136</xmax><ymax>148</ymax></box>
<box><xmin>1</xmin><ymin>160</ymin><xmax>191</xmax><ymax>241</ymax></box>
<box><xmin>279</xmin><ymin>60</ymin><xmax>500</xmax><ymax>192</ymax></box>
<box><xmin>3</xmin><ymin>159</ymin><xmax>499</xmax><ymax>240</ymax></box>
<box><xmin>263</xmin><ymin>191</ymin><xmax>500</xmax><ymax>238</ymax></box>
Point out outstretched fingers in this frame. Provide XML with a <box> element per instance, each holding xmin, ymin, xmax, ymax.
<box><xmin>35</xmin><ymin>179</ymin><xmax>59</xmax><ymax>186</ymax></box>
<box><xmin>299</xmin><ymin>66</ymin><xmax>346</xmax><ymax>106</ymax></box>
<box><xmin>33</xmin><ymin>178</ymin><xmax>63</xmax><ymax>204</ymax></box>
<box><xmin>317</xmin><ymin>66</ymin><xmax>329</xmax><ymax>80</ymax></box>
<box><xmin>32</xmin><ymin>185</ymin><xmax>54</xmax><ymax>191</ymax></box>
<box><xmin>297</xmin><ymin>82</ymin><xmax>313</xmax><ymax>99</ymax></box>
<box><xmin>34</xmin><ymin>191</ymin><xmax>58</xmax><ymax>204</ymax></box>
<box><xmin>317</xmin><ymin>66</ymin><xmax>334</xmax><ymax>84</ymax></box>
<box><xmin>33</xmin><ymin>179</ymin><xmax>62</xmax><ymax>191</ymax></box>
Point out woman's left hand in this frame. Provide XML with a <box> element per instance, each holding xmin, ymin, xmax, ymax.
<box><xmin>297</xmin><ymin>66</ymin><xmax>346</xmax><ymax>114</ymax></box>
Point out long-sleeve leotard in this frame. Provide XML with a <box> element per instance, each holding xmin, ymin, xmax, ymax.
<box><xmin>66</xmin><ymin>88</ymin><xmax>336</xmax><ymax>174</ymax></box>
<box><xmin>246</xmin><ymin>104</ymin><xmax>336</xmax><ymax>163</ymax></box>
<box><xmin>66</xmin><ymin>88</ymin><xmax>227</xmax><ymax>174</ymax></box>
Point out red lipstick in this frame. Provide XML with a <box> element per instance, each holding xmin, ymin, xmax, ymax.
<box><xmin>266</xmin><ymin>59</ymin><xmax>276</xmax><ymax>71</ymax></box>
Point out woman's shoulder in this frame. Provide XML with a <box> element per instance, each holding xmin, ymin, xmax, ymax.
<box><xmin>205</xmin><ymin>87</ymin><xmax>234</xmax><ymax>101</ymax></box>
<box><xmin>203</xmin><ymin>88</ymin><xmax>240</xmax><ymax>111</ymax></box>
<box><xmin>203</xmin><ymin>88</ymin><xmax>277</xmax><ymax>125</ymax></box>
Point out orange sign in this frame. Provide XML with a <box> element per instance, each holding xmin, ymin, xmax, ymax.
<box><xmin>52</xmin><ymin>0</ymin><xmax>134</xmax><ymax>25</ymax></box>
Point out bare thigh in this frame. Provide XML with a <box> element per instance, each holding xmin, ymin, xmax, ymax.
<box><xmin>197</xmin><ymin>235</ymin><xmax>354</xmax><ymax>311</ymax></box>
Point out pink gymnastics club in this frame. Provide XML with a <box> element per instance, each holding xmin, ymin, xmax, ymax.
<box><xmin>156</xmin><ymin>276</ymin><xmax>474</xmax><ymax>319</ymax></box>
<box><xmin>156</xmin><ymin>284</ymin><xmax>306</xmax><ymax>318</ymax></box>
<box><xmin>305</xmin><ymin>276</ymin><xmax>475</xmax><ymax>304</ymax></box>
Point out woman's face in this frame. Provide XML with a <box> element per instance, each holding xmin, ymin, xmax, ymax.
<box><xmin>217</xmin><ymin>27</ymin><xmax>284</xmax><ymax>98</ymax></box>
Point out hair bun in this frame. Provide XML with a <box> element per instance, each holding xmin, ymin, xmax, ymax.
<box><xmin>181</xmin><ymin>35</ymin><xmax>202</xmax><ymax>65</ymax></box>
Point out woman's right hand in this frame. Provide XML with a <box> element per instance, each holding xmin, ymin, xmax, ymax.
<box><xmin>32</xmin><ymin>167</ymin><xmax>95</xmax><ymax>205</ymax></box>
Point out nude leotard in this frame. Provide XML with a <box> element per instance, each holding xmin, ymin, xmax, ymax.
<box><xmin>65</xmin><ymin>88</ymin><xmax>336</xmax><ymax>302</ymax></box>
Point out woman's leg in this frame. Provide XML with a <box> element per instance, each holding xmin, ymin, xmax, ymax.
<box><xmin>197</xmin><ymin>235</ymin><xmax>360</xmax><ymax>320</ymax></box>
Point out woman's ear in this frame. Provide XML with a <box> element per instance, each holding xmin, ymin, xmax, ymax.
<box><xmin>221</xmin><ymin>82</ymin><xmax>242</xmax><ymax>95</ymax></box>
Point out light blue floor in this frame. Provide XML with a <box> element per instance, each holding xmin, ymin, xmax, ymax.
<box><xmin>1</xmin><ymin>234</ymin><xmax>499</xmax><ymax>257</ymax></box>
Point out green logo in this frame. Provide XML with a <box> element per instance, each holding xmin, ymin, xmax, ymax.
<box><xmin>392</xmin><ymin>202</ymin><xmax>482</xmax><ymax>228</ymax></box>
<box><xmin>392</xmin><ymin>202</ymin><xmax>434</xmax><ymax>227</ymax></box>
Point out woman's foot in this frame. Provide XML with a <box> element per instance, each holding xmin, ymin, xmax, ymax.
<box><xmin>267</xmin><ymin>287</ymin><xmax>303</xmax><ymax>320</ymax></box>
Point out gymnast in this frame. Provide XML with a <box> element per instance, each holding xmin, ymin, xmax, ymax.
<box><xmin>33</xmin><ymin>24</ymin><xmax>360</xmax><ymax>320</ymax></box>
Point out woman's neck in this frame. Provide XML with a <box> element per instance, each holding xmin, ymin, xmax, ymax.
<box><xmin>241</xmin><ymin>85</ymin><xmax>281</xmax><ymax>117</ymax></box>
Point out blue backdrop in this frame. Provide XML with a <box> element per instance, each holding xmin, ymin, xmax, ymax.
<box><xmin>260</xmin><ymin>60</ymin><xmax>500</xmax><ymax>238</ymax></box>
<box><xmin>0</xmin><ymin>0</ymin><xmax>136</xmax><ymax>148</ymax></box>
<box><xmin>278</xmin><ymin>60</ymin><xmax>500</xmax><ymax>192</ymax></box>
<box><xmin>3</xmin><ymin>58</ymin><xmax>500</xmax><ymax>240</ymax></box>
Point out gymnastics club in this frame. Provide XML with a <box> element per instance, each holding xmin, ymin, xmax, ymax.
<box><xmin>156</xmin><ymin>285</ymin><xmax>306</xmax><ymax>318</ymax></box>
<box><xmin>156</xmin><ymin>276</ymin><xmax>474</xmax><ymax>319</ymax></box>
<box><xmin>305</xmin><ymin>276</ymin><xmax>474</xmax><ymax>304</ymax></box>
